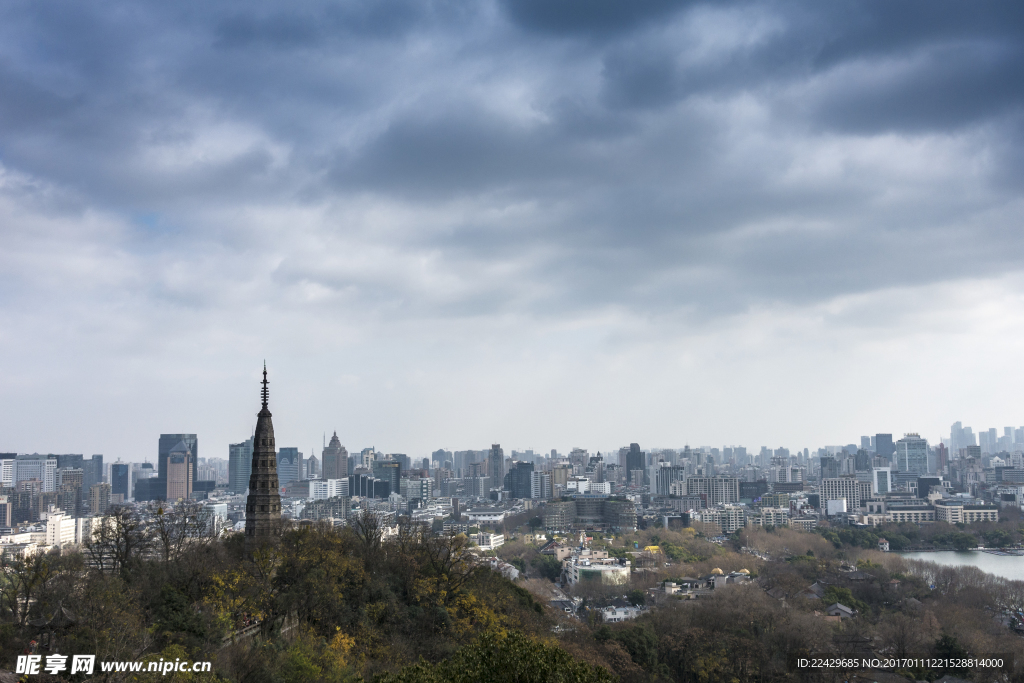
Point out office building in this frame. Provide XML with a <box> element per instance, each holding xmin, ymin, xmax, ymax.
<box><xmin>56</xmin><ymin>468</ymin><xmax>84</xmax><ymax>517</ymax></box>
<box><xmin>819</xmin><ymin>456</ymin><xmax>840</xmax><ymax>480</ymax></box>
<box><xmin>872</xmin><ymin>467</ymin><xmax>891</xmax><ymax>495</ymax></box>
<box><xmin>488</xmin><ymin>444</ymin><xmax>505</xmax><ymax>491</ymax></box>
<box><xmin>685</xmin><ymin>476</ymin><xmax>739</xmax><ymax>505</ymax></box>
<box><xmin>874</xmin><ymin>434</ymin><xmax>895</xmax><ymax>461</ymax></box>
<box><xmin>505</xmin><ymin>461</ymin><xmax>534</xmax><ymax>499</ymax></box>
<box><xmin>821</xmin><ymin>478</ymin><xmax>872</xmax><ymax>511</ymax></box>
<box><xmin>83</xmin><ymin>454</ymin><xmax>104</xmax><ymax>490</ymax></box>
<box><xmin>310</xmin><ymin>478</ymin><xmax>349</xmax><ymax>500</ymax></box>
<box><xmin>624</xmin><ymin>443</ymin><xmax>645</xmax><ymax>484</ymax></box>
<box><xmin>372</xmin><ymin>461</ymin><xmax>401</xmax><ymax>494</ymax></box>
<box><xmin>277</xmin><ymin>447</ymin><xmax>301</xmax><ymax>485</ymax></box>
<box><xmin>656</xmin><ymin>466</ymin><xmax>687</xmax><ymax>496</ymax></box>
<box><xmin>159</xmin><ymin>434</ymin><xmax>197</xmax><ymax>500</ymax></box>
<box><xmin>89</xmin><ymin>482</ymin><xmax>111</xmax><ymax>515</ymax></box>
<box><xmin>322</xmin><ymin>433</ymin><xmax>348</xmax><ymax>480</ymax></box>
<box><xmin>229</xmin><ymin>438</ymin><xmax>254</xmax><ymax>494</ymax></box>
<box><xmin>895</xmin><ymin>434</ymin><xmax>928</xmax><ymax>475</ymax></box>
<box><xmin>166</xmin><ymin>441</ymin><xmax>194</xmax><ymax>501</ymax></box>
<box><xmin>110</xmin><ymin>462</ymin><xmax>130</xmax><ymax>500</ymax></box>
<box><xmin>14</xmin><ymin>455</ymin><xmax>58</xmax><ymax>492</ymax></box>
<box><xmin>530</xmin><ymin>471</ymin><xmax>552</xmax><ymax>499</ymax></box>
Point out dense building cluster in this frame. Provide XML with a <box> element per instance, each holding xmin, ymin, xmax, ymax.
<box><xmin>6</xmin><ymin>375</ymin><xmax>1024</xmax><ymax>564</ymax></box>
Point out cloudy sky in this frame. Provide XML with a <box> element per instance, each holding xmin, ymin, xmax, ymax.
<box><xmin>2</xmin><ymin>0</ymin><xmax>1023</xmax><ymax>462</ymax></box>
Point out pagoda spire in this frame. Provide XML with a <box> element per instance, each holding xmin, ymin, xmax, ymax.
<box><xmin>261</xmin><ymin>361</ymin><xmax>269</xmax><ymax>408</ymax></box>
<box><xmin>245</xmin><ymin>363</ymin><xmax>282</xmax><ymax>551</ymax></box>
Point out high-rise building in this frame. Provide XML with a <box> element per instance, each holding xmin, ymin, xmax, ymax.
<box><xmin>55</xmin><ymin>454</ymin><xmax>84</xmax><ymax>471</ymax></box>
<box><xmin>530</xmin><ymin>471</ymin><xmax>552</xmax><ymax>499</ymax></box>
<box><xmin>685</xmin><ymin>476</ymin><xmax>740</xmax><ymax>505</ymax></box>
<box><xmin>372</xmin><ymin>461</ymin><xmax>401</xmax><ymax>494</ymax></box>
<box><xmin>871</xmin><ymin>467</ymin><xmax>891</xmax><ymax>495</ymax></box>
<box><xmin>821</xmin><ymin>477</ymin><xmax>871</xmax><ymax>510</ymax></box>
<box><xmin>307</xmin><ymin>455</ymin><xmax>320</xmax><ymax>478</ymax></box>
<box><xmin>277</xmin><ymin>447</ymin><xmax>301</xmax><ymax>484</ymax></box>
<box><xmin>89</xmin><ymin>482</ymin><xmax>111</xmax><ymax>515</ymax></box>
<box><xmin>625</xmin><ymin>443</ymin><xmax>645</xmax><ymax>483</ymax></box>
<box><xmin>14</xmin><ymin>455</ymin><xmax>58</xmax><ymax>492</ymax></box>
<box><xmin>56</xmin><ymin>468</ymin><xmax>84</xmax><ymax>517</ymax></box>
<box><xmin>166</xmin><ymin>441</ymin><xmax>194</xmax><ymax>501</ymax></box>
<box><xmin>322</xmin><ymin>433</ymin><xmax>348</xmax><ymax>480</ymax></box>
<box><xmin>83</xmin><ymin>454</ymin><xmax>104</xmax><ymax>490</ymax></box>
<box><xmin>895</xmin><ymin>434</ymin><xmax>928</xmax><ymax>475</ymax></box>
<box><xmin>245</xmin><ymin>365</ymin><xmax>282</xmax><ymax>550</ymax></box>
<box><xmin>159</xmin><ymin>434</ymin><xmax>197</xmax><ymax>500</ymax></box>
<box><xmin>110</xmin><ymin>462</ymin><xmax>130</xmax><ymax>500</ymax></box>
<box><xmin>936</xmin><ymin>443</ymin><xmax>949</xmax><ymax>475</ymax></box>
<box><xmin>656</xmin><ymin>466</ymin><xmax>687</xmax><ymax>496</ymax></box>
<box><xmin>488</xmin><ymin>444</ymin><xmax>505</xmax><ymax>491</ymax></box>
<box><xmin>229</xmin><ymin>438</ymin><xmax>254</xmax><ymax>494</ymax></box>
<box><xmin>874</xmin><ymin>434</ymin><xmax>895</xmax><ymax>461</ymax></box>
<box><xmin>819</xmin><ymin>456</ymin><xmax>840</xmax><ymax>480</ymax></box>
<box><xmin>505</xmin><ymin>461</ymin><xmax>534</xmax><ymax>499</ymax></box>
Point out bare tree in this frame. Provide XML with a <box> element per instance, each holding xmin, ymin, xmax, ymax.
<box><xmin>0</xmin><ymin>552</ymin><xmax>56</xmax><ymax>626</ymax></box>
<box><xmin>352</xmin><ymin>508</ymin><xmax>388</xmax><ymax>554</ymax></box>
<box><xmin>421</xmin><ymin>532</ymin><xmax>478</xmax><ymax>606</ymax></box>
<box><xmin>85</xmin><ymin>505</ymin><xmax>152</xmax><ymax>580</ymax></box>
<box><xmin>151</xmin><ymin>500</ymin><xmax>214</xmax><ymax>563</ymax></box>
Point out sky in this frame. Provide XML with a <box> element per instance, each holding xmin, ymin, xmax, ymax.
<box><xmin>2</xmin><ymin>0</ymin><xmax>1024</xmax><ymax>462</ymax></box>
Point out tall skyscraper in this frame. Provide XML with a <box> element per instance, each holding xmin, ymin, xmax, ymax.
<box><xmin>505</xmin><ymin>461</ymin><xmax>534</xmax><ymax>499</ymax></box>
<box><xmin>277</xmin><ymin>447</ymin><xmax>301</xmax><ymax>484</ymax></box>
<box><xmin>89</xmin><ymin>482</ymin><xmax>111</xmax><ymax>515</ymax></box>
<box><xmin>56</xmin><ymin>468</ymin><xmax>84</xmax><ymax>517</ymax></box>
<box><xmin>110</xmin><ymin>462</ymin><xmax>130</xmax><ymax>500</ymax></box>
<box><xmin>936</xmin><ymin>443</ymin><xmax>949</xmax><ymax>475</ymax></box>
<box><xmin>322</xmin><ymin>433</ymin><xmax>348</xmax><ymax>480</ymax></box>
<box><xmin>372</xmin><ymin>460</ymin><xmax>401</xmax><ymax>494</ymax></box>
<box><xmin>819</xmin><ymin>456</ymin><xmax>840</xmax><ymax>479</ymax></box>
<box><xmin>229</xmin><ymin>438</ymin><xmax>254</xmax><ymax>494</ymax></box>
<box><xmin>245</xmin><ymin>365</ymin><xmax>281</xmax><ymax>550</ymax></box>
<box><xmin>895</xmin><ymin>434</ymin><xmax>928</xmax><ymax>474</ymax></box>
<box><xmin>159</xmin><ymin>434</ymin><xmax>197</xmax><ymax>500</ymax></box>
<box><xmin>874</xmin><ymin>434</ymin><xmax>895</xmax><ymax>461</ymax></box>
<box><xmin>306</xmin><ymin>454</ymin><xmax>320</xmax><ymax>478</ymax></box>
<box><xmin>83</xmin><ymin>454</ymin><xmax>104</xmax><ymax>490</ymax></box>
<box><xmin>488</xmin><ymin>444</ymin><xmax>505</xmax><ymax>490</ymax></box>
<box><xmin>625</xmin><ymin>443</ymin><xmax>645</xmax><ymax>484</ymax></box>
<box><xmin>166</xmin><ymin>441</ymin><xmax>194</xmax><ymax>501</ymax></box>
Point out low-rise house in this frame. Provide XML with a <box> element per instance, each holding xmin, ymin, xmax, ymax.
<box><xmin>826</xmin><ymin>602</ymin><xmax>855</xmax><ymax>619</ymax></box>
<box><xmin>475</xmin><ymin>532</ymin><xmax>505</xmax><ymax>550</ymax></box>
<box><xmin>877</xmin><ymin>538</ymin><xmax>890</xmax><ymax>552</ymax></box>
<box><xmin>601</xmin><ymin>605</ymin><xmax>641</xmax><ymax>623</ymax></box>
<box><xmin>485</xmin><ymin>557</ymin><xmax>519</xmax><ymax>580</ymax></box>
<box><xmin>563</xmin><ymin>553</ymin><xmax>630</xmax><ymax>585</ymax></box>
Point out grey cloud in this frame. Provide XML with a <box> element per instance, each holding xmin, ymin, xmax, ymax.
<box><xmin>0</xmin><ymin>0</ymin><xmax>1022</xmax><ymax>328</ymax></box>
<box><xmin>498</xmin><ymin>0</ymin><xmax>697</xmax><ymax>37</ymax></box>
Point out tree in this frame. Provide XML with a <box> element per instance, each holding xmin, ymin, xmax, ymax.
<box><xmin>151</xmin><ymin>501</ymin><xmax>215</xmax><ymax>563</ymax></box>
<box><xmin>85</xmin><ymin>505</ymin><xmax>152</xmax><ymax>580</ymax></box>
<box><xmin>376</xmin><ymin>630</ymin><xmax>614</xmax><ymax>683</ymax></box>
<box><xmin>352</xmin><ymin>508</ymin><xmax>389</xmax><ymax>556</ymax></box>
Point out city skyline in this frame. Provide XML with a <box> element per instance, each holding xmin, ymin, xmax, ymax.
<box><xmin>6</xmin><ymin>419</ymin><xmax>1024</xmax><ymax>465</ymax></box>
<box><xmin>2</xmin><ymin>2</ymin><xmax>1024</xmax><ymax>459</ymax></box>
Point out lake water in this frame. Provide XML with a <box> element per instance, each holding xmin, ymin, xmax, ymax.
<box><xmin>897</xmin><ymin>551</ymin><xmax>1024</xmax><ymax>582</ymax></box>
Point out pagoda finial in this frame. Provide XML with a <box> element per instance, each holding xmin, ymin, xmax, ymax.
<box><xmin>261</xmin><ymin>362</ymin><xmax>269</xmax><ymax>408</ymax></box>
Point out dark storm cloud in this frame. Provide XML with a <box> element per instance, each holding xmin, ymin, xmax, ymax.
<box><xmin>498</xmin><ymin>0</ymin><xmax>696</xmax><ymax>37</ymax></box>
<box><xmin>1</xmin><ymin>0</ymin><xmax>1023</xmax><ymax>327</ymax></box>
